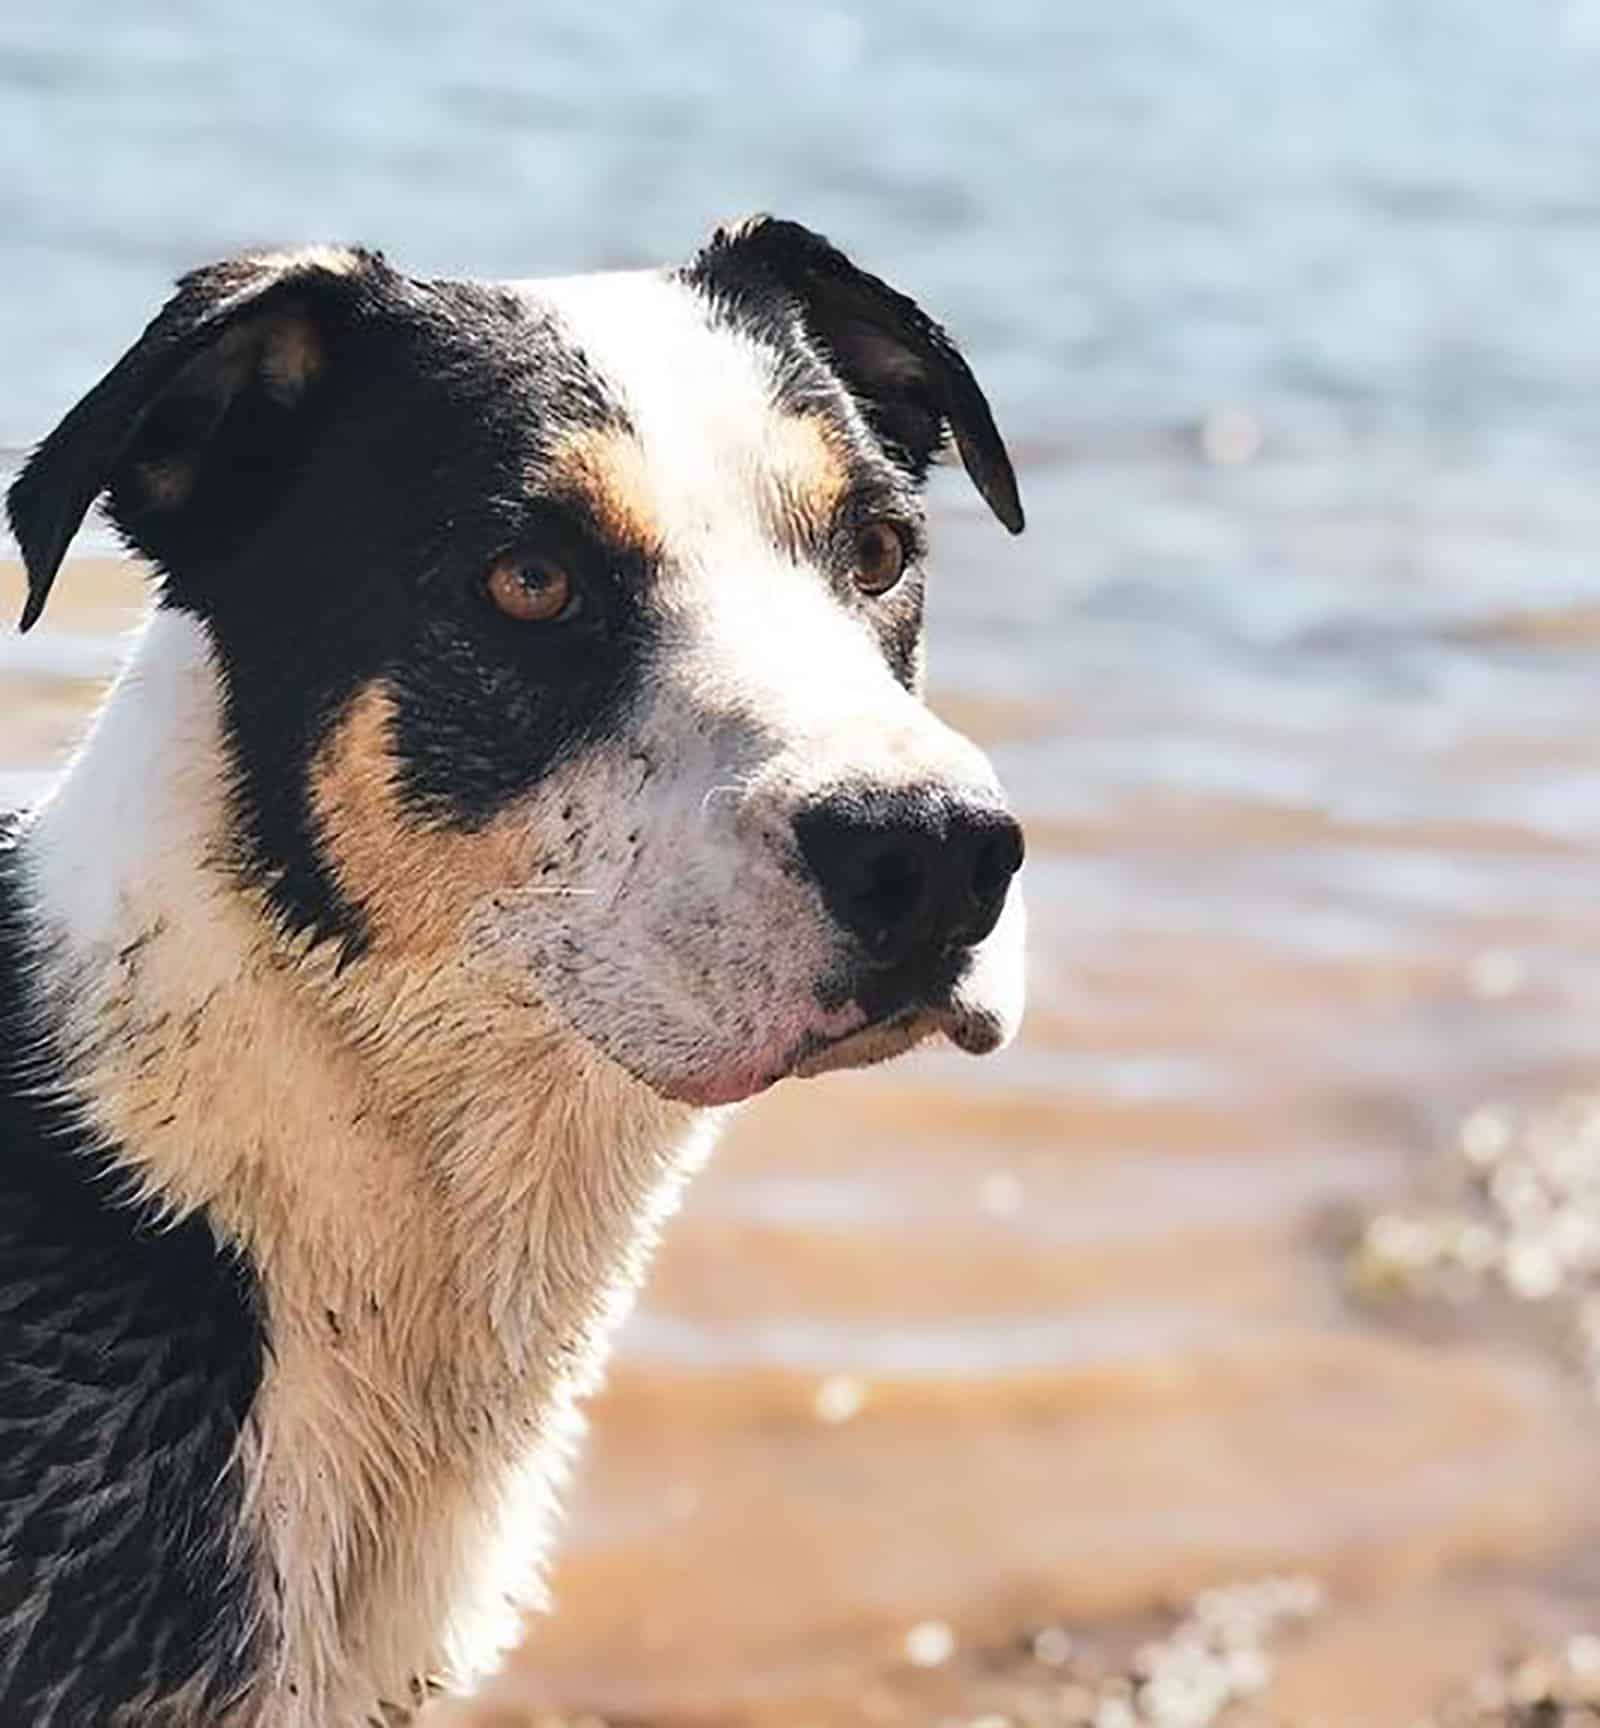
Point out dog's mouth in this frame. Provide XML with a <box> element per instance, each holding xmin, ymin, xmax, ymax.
<box><xmin>789</xmin><ymin>995</ymin><xmax>1008</xmax><ymax>1080</ymax></box>
<box><xmin>639</xmin><ymin>891</ymin><xmax>1026</xmax><ymax>1110</ymax></box>
<box><xmin>790</xmin><ymin>939</ymin><xmax>1013</xmax><ymax>1079</ymax></box>
<box><xmin>654</xmin><ymin>989</ymin><xmax>1010</xmax><ymax>1108</ymax></box>
<box><xmin>642</xmin><ymin>993</ymin><xmax>1006</xmax><ymax>1109</ymax></box>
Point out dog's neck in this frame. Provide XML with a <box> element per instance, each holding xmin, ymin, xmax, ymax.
<box><xmin>18</xmin><ymin>608</ymin><xmax>714</xmax><ymax>1717</ymax></box>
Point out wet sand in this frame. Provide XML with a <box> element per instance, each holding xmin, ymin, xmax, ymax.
<box><xmin>6</xmin><ymin>551</ymin><xmax>1600</xmax><ymax>1727</ymax></box>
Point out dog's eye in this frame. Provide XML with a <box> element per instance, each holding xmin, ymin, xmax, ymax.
<box><xmin>852</xmin><ymin>522</ymin><xmax>907</xmax><ymax>596</ymax></box>
<box><xmin>485</xmin><ymin>554</ymin><xmax>579</xmax><ymax>624</ymax></box>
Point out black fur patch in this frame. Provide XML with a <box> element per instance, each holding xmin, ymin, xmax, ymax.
<box><xmin>144</xmin><ymin>273</ymin><xmax>644</xmax><ymax>947</ymax></box>
<box><xmin>0</xmin><ymin>843</ymin><xmax>266</xmax><ymax>1724</ymax></box>
<box><xmin>11</xmin><ymin>259</ymin><xmax>647</xmax><ymax>952</ymax></box>
<box><xmin>388</xmin><ymin>496</ymin><xmax>661</xmax><ymax>831</ymax></box>
<box><xmin>684</xmin><ymin>215</ymin><xmax>1023</xmax><ymax>533</ymax></box>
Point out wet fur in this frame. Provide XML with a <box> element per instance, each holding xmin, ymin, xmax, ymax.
<box><xmin>1</xmin><ymin>221</ymin><xmax>1024</xmax><ymax>1724</ymax></box>
<box><xmin>28</xmin><ymin>617</ymin><xmax>711</xmax><ymax>1717</ymax></box>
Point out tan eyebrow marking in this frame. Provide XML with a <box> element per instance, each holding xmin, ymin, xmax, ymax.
<box><xmin>762</xmin><ymin>412</ymin><xmax>852</xmax><ymax>542</ymax></box>
<box><xmin>545</xmin><ymin>411</ymin><xmax>851</xmax><ymax>561</ymax></box>
<box><xmin>544</xmin><ymin>429</ymin><xmax>665</xmax><ymax>555</ymax></box>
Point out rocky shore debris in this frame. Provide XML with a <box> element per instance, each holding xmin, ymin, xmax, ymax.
<box><xmin>917</xmin><ymin>1573</ymin><xmax>1324</xmax><ymax>1728</ymax></box>
<box><xmin>1431</xmin><ymin>1635</ymin><xmax>1600</xmax><ymax>1726</ymax></box>
<box><xmin>1352</xmin><ymin>1093</ymin><xmax>1600</xmax><ymax>1396</ymax></box>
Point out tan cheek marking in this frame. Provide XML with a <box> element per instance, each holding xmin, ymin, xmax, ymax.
<box><xmin>546</xmin><ymin>429</ymin><xmax>664</xmax><ymax>554</ymax></box>
<box><xmin>310</xmin><ymin>682</ymin><xmax>543</xmax><ymax>954</ymax></box>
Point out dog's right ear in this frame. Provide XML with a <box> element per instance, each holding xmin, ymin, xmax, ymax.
<box><xmin>7</xmin><ymin>246</ymin><xmax>384</xmax><ymax>631</ymax></box>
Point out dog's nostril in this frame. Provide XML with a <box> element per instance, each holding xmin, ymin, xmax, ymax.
<box><xmin>945</xmin><ymin>812</ymin><xmax>1024</xmax><ymax>949</ymax></box>
<box><xmin>970</xmin><ymin>821</ymin><xmax>1025</xmax><ymax>910</ymax></box>
<box><xmin>857</xmin><ymin>843</ymin><xmax>922</xmax><ymax>906</ymax></box>
<box><xmin>849</xmin><ymin>840</ymin><xmax>930</xmax><ymax>956</ymax></box>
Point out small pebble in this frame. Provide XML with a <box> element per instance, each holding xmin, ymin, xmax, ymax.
<box><xmin>905</xmin><ymin>1619</ymin><xmax>956</xmax><ymax>1669</ymax></box>
<box><xmin>814</xmin><ymin>1374</ymin><xmax>868</xmax><ymax>1424</ymax></box>
<box><xmin>1503</xmin><ymin>1238</ymin><xmax>1563</xmax><ymax>1301</ymax></box>
<box><xmin>1461</xmin><ymin>1107</ymin><xmax>1513</xmax><ymax>1166</ymax></box>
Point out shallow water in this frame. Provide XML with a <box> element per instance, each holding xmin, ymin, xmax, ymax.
<box><xmin>8</xmin><ymin>2</ymin><xmax>1600</xmax><ymax>1720</ymax></box>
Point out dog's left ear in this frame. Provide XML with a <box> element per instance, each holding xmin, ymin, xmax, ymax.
<box><xmin>692</xmin><ymin>215</ymin><xmax>1023</xmax><ymax>534</ymax></box>
<box><xmin>7</xmin><ymin>246</ymin><xmax>383</xmax><ymax>631</ymax></box>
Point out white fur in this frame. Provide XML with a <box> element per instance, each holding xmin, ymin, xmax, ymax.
<box><xmin>22</xmin><ymin>609</ymin><xmax>222</xmax><ymax>970</ymax></box>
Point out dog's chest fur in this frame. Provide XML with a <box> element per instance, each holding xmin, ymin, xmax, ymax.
<box><xmin>4</xmin><ymin>614</ymin><xmax>710</xmax><ymax>1726</ymax></box>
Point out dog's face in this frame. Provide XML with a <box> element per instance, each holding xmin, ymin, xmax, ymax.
<box><xmin>9</xmin><ymin>220</ymin><xmax>1026</xmax><ymax>1106</ymax></box>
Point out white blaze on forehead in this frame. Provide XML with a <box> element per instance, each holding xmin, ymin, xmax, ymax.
<box><xmin>512</xmin><ymin>269</ymin><xmax>804</xmax><ymax>553</ymax></box>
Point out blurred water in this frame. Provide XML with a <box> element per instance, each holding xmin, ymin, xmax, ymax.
<box><xmin>5</xmin><ymin>1</ymin><xmax>1600</xmax><ymax>453</ymax></box>
<box><xmin>9</xmin><ymin>3</ymin><xmax>1600</xmax><ymax>746</ymax></box>
<box><xmin>8</xmin><ymin>7</ymin><xmax>1600</xmax><ymax>1722</ymax></box>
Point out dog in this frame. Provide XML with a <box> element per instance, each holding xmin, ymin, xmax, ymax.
<box><xmin>0</xmin><ymin>216</ymin><xmax>1026</xmax><ymax>1726</ymax></box>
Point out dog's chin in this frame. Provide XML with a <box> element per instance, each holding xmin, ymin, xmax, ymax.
<box><xmin>647</xmin><ymin>894</ymin><xmax>1028</xmax><ymax>1109</ymax></box>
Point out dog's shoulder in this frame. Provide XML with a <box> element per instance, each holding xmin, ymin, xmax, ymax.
<box><xmin>0</xmin><ymin>837</ymin><xmax>268</xmax><ymax>1724</ymax></box>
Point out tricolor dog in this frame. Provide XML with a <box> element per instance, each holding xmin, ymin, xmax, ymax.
<box><xmin>0</xmin><ymin>217</ymin><xmax>1025</xmax><ymax>1725</ymax></box>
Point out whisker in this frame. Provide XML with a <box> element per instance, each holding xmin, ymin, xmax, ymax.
<box><xmin>700</xmin><ymin>783</ymin><xmax>747</xmax><ymax>816</ymax></box>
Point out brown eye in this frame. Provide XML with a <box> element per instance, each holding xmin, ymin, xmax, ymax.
<box><xmin>485</xmin><ymin>554</ymin><xmax>577</xmax><ymax>623</ymax></box>
<box><xmin>853</xmin><ymin>521</ymin><xmax>907</xmax><ymax>596</ymax></box>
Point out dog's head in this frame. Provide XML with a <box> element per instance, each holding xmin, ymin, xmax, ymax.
<box><xmin>8</xmin><ymin>220</ymin><xmax>1026</xmax><ymax>1107</ymax></box>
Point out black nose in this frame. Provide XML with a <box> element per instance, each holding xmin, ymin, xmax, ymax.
<box><xmin>794</xmin><ymin>790</ymin><xmax>1024</xmax><ymax>967</ymax></box>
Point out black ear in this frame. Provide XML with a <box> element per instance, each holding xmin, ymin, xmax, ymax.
<box><xmin>6</xmin><ymin>246</ymin><xmax>383</xmax><ymax>631</ymax></box>
<box><xmin>691</xmin><ymin>215</ymin><xmax>1023</xmax><ymax>534</ymax></box>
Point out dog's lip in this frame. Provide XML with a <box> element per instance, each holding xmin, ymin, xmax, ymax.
<box><xmin>788</xmin><ymin>995</ymin><xmax>1007</xmax><ymax>1081</ymax></box>
<box><xmin>645</xmin><ymin>995</ymin><xmax>1006</xmax><ymax>1108</ymax></box>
